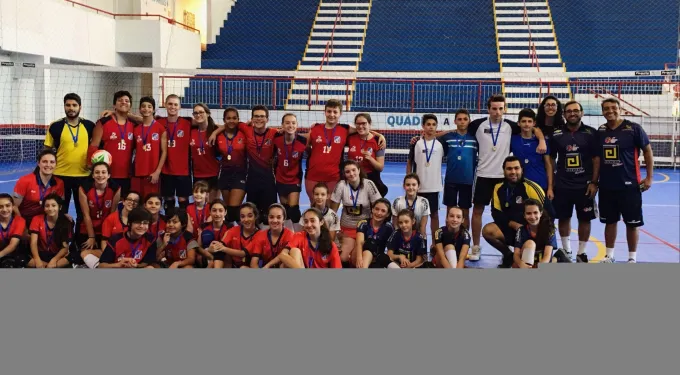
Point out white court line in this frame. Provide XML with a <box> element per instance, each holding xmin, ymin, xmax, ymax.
<box><xmin>0</xmin><ymin>178</ymin><xmax>19</xmax><ymax>184</ymax></box>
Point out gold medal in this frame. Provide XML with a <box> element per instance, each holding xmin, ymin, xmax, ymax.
<box><xmin>492</xmin><ymin>146</ymin><xmax>497</xmax><ymax>152</ymax></box>
<box><xmin>227</xmin><ymin>155</ymin><xmax>232</xmax><ymax>161</ymax></box>
<box><xmin>426</xmin><ymin>162</ymin><xmax>430</xmax><ymax>167</ymax></box>
<box><xmin>505</xmin><ymin>202</ymin><xmax>509</xmax><ymax>208</ymax></box>
<box><xmin>457</xmin><ymin>156</ymin><xmax>462</xmax><ymax>160</ymax></box>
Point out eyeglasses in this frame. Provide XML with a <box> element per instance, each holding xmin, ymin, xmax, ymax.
<box><xmin>544</xmin><ymin>103</ymin><xmax>558</xmax><ymax>108</ymax></box>
<box><xmin>565</xmin><ymin>110</ymin><xmax>581</xmax><ymax>115</ymax></box>
<box><xmin>125</xmin><ymin>198</ymin><xmax>140</xmax><ymax>204</ymax></box>
<box><xmin>192</xmin><ymin>111</ymin><xmax>206</xmax><ymax>116</ymax></box>
<box><xmin>135</xmin><ymin>221</ymin><xmax>150</xmax><ymax>226</ymax></box>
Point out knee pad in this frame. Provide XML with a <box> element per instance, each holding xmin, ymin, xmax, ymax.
<box><xmin>286</xmin><ymin>205</ymin><xmax>301</xmax><ymax>223</ymax></box>
<box><xmin>227</xmin><ymin>206</ymin><xmax>241</xmax><ymax>223</ymax></box>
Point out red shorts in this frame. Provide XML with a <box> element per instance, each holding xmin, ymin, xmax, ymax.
<box><xmin>340</xmin><ymin>226</ymin><xmax>357</xmax><ymax>240</ymax></box>
<box><xmin>131</xmin><ymin>176</ymin><xmax>161</xmax><ymax>200</ymax></box>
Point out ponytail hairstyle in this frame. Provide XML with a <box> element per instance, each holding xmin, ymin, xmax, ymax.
<box><xmin>371</xmin><ymin>198</ymin><xmax>392</xmax><ymax>222</ymax></box>
<box><xmin>303</xmin><ymin>208</ymin><xmax>332</xmax><ymax>256</ymax></box>
<box><xmin>42</xmin><ymin>193</ymin><xmax>72</xmax><ymax>248</ymax></box>
<box><xmin>268</xmin><ymin>203</ymin><xmax>287</xmax><ymax>220</ymax></box>
<box><xmin>341</xmin><ymin>159</ymin><xmax>367</xmax><ymax>188</ymax></box>
<box><xmin>396</xmin><ymin>208</ymin><xmax>417</xmax><ymax>232</ymax></box>
<box><xmin>523</xmin><ymin>198</ymin><xmax>554</xmax><ymax>249</ymax></box>
<box><xmin>223</xmin><ymin>107</ymin><xmax>240</xmax><ymax>129</ymax></box>
<box><xmin>193</xmin><ymin>103</ymin><xmax>217</xmax><ymax>138</ymax></box>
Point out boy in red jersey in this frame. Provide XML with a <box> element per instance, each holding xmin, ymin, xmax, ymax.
<box><xmin>144</xmin><ymin>193</ymin><xmax>166</xmax><ymax>241</ymax></box>
<box><xmin>100</xmin><ymin>190</ymin><xmax>140</xmax><ymax>249</ymax></box>
<box><xmin>98</xmin><ymin>207</ymin><xmax>157</xmax><ymax>268</ymax></box>
<box><xmin>89</xmin><ymin>91</ymin><xmax>136</xmax><ymax>195</ymax></box>
<box><xmin>158</xmin><ymin>95</ymin><xmax>194</xmax><ymax>211</ymax></box>
<box><xmin>304</xmin><ymin>99</ymin><xmax>386</xmax><ymax>204</ymax></box>
<box><xmin>272</xmin><ymin>113</ymin><xmax>308</xmax><ymax>229</ymax></box>
<box><xmin>0</xmin><ymin>194</ymin><xmax>26</xmax><ymax>267</ymax></box>
<box><xmin>132</xmin><ymin>97</ymin><xmax>167</xmax><ymax>199</ymax></box>
<box><xmin>156</xmin><ymin>208</ymin><xmax>198</xmax><ymax>268</ymax></box>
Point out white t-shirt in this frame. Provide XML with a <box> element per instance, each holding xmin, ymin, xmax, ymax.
<box><xmin>331</xmin><ymin>179</ymin><xmax>382</xmax><ymax>229</ymax></box>
<box><xmin>299</xmin><ymin>206</ymin><xmax>341</xmax><ymax>232</ymax></box>
<box><xmin>392</xmin><ymin>196</ymin><xmax>431</xmax><ymax>224</ymax></box>
<box><xmin>468</xmin><ymin>117</ymin><xmax>518</xmax><ymax>178</ymax></box>
<box><xmin>408</xmin><ymin>137</ymin><xmax>444</xmax><ymax>193</ymax></box>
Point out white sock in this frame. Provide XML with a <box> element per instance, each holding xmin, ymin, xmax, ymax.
<box><xmin>387</xmin><ymin>262</ymin><xmax>401</xmax><ymax>269</ymax></box>
<box><xmin>629</xmin><ymin>252</ymin><xmax>637</xmax><ymax>261</ymax></box>
<box><xmin>561</xmin><ymin>236</ymin><xmax>571</xmax><ymax>252</ymax></box>
<box><xmin>84</xmin><ymin>254</ymin><xmax>100</xmax><ymax>269</ymax></box>
<box><xmin>577</xmin><ymin>241</ymin><xmax>587</xmax><ymax>255</ymax></box>
<box><xmin>606</xmin><ymin>248</ymin><xmax>615</xmax><ymax>258</ymax></box>
<box><xmin>521</xmin><ymin>248</ymin><xmax>535</xmax><ymax>266</ymax></box>
<box><xmin>445</xmin><ymin>249</ymin><xmax>457</xmax><ymax>268</ymax></box>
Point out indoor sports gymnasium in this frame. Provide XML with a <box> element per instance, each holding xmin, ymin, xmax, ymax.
<box><xmin>0</xmin><ymin>0</ymin><xmax>678</xmax><ymax>267</ymax></box>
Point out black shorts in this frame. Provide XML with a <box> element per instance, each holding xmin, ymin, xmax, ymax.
<box><xmin>38</xmin><ymin>251</ymin><xmax>58</xmax><ymax>262</ymax></box>
<box><xmin>193</xmin><ymin>176</ymin><xmax>219</xmax><ymax>191</ymax></box>
<box><xmin>219</xmin><ymin>172</ymin><xmax>247</xmax><ymax>191</ymax></box>
<box><xmin>161</xmin><ymin>174</ymin><xmax>193</xmax><ymax>198</ymax></box>
<box><xmin>276</xmin><ymin>183</ymin><xmax>302</xmax><ymax>197</ymax></box>
<box><xmin>246</xmin><ymin>177</ymin><xmax>278</xmax><ymax>224</ymax></box>
<box><xmin>111</xmin><ymin>178</ymin><xmax>131</xmax><ymax>196</ymax></box>
<box><xmin>367</xmin><ymin>171</ymin><xmax>388</xmax><ymax>197</ymax></box>
<box><xmin>553</xmin><ymin>187</ymin><xmax>597</xmax><ymax>222</ymax></box>
<box><xmin>443</xmin><ymin>182</ymin><xmax>473</xmax><ymax>209</ymax></box>
<box><xmin>473</xmin><ymin>177</ymin><xmax>504</xmax><ymax>206</ymax></box>
<box><xmin>417</xmin><ymin>192</ymin><xmax>440</xmax><ymax>213</ymax></box>
<box><xmin>497</xmin><ymin>223</ymin><xmax>517</xmax><ymax>246</ymax></box>
<box><xmin>598</xmin><ymin>187</ymin><xmax>644</xmax><ymax>227</ymax></box>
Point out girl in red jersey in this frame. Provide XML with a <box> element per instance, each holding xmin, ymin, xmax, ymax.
<box><xmin>213</xmin><ymin>202</ymin><xmax>259</xmax><ymax>268</ymax></box>
<box><xmin>13</xmin><ymin>149</ymin><xmax>65</xmax><ymax>226</ymax></box>
<box><xmin>196</xmin><ymin>199</ymin><xmax>231</xmax><ymax>268</ymax></box>
<box><xmin>280</xmin><ymin>208</ymin><xmax>342</xmax><ymax>269</ymax></box>
<box><xmin>346</xmin><ymin>113</ymin><xmax>388</xmax><ymax>196</ymax></box>
<box><xmin>353</xmin><ymin>198</ymin><xmax>395</xmax><ymax>269</ymax></box>
<box><xmin>132</xmin><ymin>97</ymin><xmax>167</xmax><ymax>198</ymax></box>
<box><xmin>190</xmin><ymin>103</ymin><xmax>221</xmax><ymax>201</ymax></box>
<box><xmin>28</xmin><ymin>194</ymin><xmax>72</xmax><ymax>268</ymax></box>
<box><xmin>156</xmin><ymin>208</ymin><xmax>198</xmax><ymax>268</ymax></box>
<box><xmin>304</xmin><ymin>99</ymin><xmax>386</xmax><ymax>204</ymax></box>
<box><xmin>0</xmin><ymin>193</ymin><xmax>27</xmax><ymax>268</ymax></box>
<box><xmin>215</xmin><ymin>107</ymin><xmax>248</xmax><ymax>223</ymax></box>
<box><xmin>248</xmin><ymin>204</ymin><xmax>295</xmax><ymax>268</ymax></box>
<box><xmin>186</xmin><ymin>181</ymin><xmax>211</xmax><ymax>237</ymax></box>
<box><xmin>89</xmin><ymin>91</ymin><xmax>136</xmax><ymax>195</ymax></box>
<box><xmin>100</xmin><ymin>190</ymin><xmax>140</xmax><ymax>249</ymax></box>
<box><xmin>98</xmin><ymin>207</ymin><xmax>157</xmax><ymax>269</ymax></box>
<box><xmin>77</xmin><ymin>162</ymin><xmax>121</xmax><ymax>265</ymax></box>
<box><xmin>144</xmin><ymin>193</ymin><xmax>166</xmax><ymax>241</ymax></box>
<box><xmin>272</xmin><ymin>113</ymin><xmax>308</xmax><ymax>229</ymax></box>
<box><xmin>330</xmin><ymin>160</ymin><xmax>382</xmax><ymax>266</ymax></box>
<box><xmin>432</xmin><ymin>206</ymin><xmax>471</xmax><ymax>269</ymax></box>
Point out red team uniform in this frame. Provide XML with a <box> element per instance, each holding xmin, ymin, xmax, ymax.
<box><xmin>13</xmin><ymin>172</ymin><xmax>65</xmax><ymax>224</ymax></box>
<box><xmin>149</xmin><ymin>216</ymin><xmax>167</xmax><ymax>241</ymax></box>
<box><xmin>0</xmin><ymin>215</ymin><xmax>26</xmax><ymax>249</ymax></box>
<box><xmin>286</xmin><ymin>231</ymin><xmax>342</xmax><ymax>268</ymax></box>
<box><xmin>305</xmin><ymin>123</ymin><xmax>350</xmax><ymax>194</ymax></box>
<box><xmin>346</xmin><ymin>134</ymin><xmax>382</xmax><ymax>174</ymax></box>
<box><xmin>272</xmin><ymin>133</ymin><xmax>308</xmax><ymax>196</ymax></box>
<box><xmin>237</xmin><ymin>123</ymin><xmax>279</xmax><ymax>220</ymax></box>
<box><xmin>78</xmin><ymin>180</ymin><xmax>120</xmax><ymax>235</ymax></box>
<box><xmin>30</xmin><ymin>215</ymin><xmax>70</xmax><ymax>259</ymax></box>
<box><xmin>132</xmin><ymin>120</ymin><xmax>165</xmax><ymax>197</ymax></box>
<box><xmin>248</xmin><ymin>228</ymin><xmax>294</xmax><ymax>268</ymax></box>
<box><xmin>190</xmin><ymin>127</ymin><xmax>220</xmax><ymax>189</ymax></box>
<box><xmin>101</xmin><ymin>211</ymin><xmax>129</xmax><ymax>240</ymax></box>
<box><xmin>216</xmin><ymin>127</ymin><xmax>248</xmax><ymax>191</ymax></box>
<box><xmin>158</xmin><ymin>117</ymin><xmax>193</xmax><ymax>198</ymax></box>
<box><xmin>98</xmin><ymin>116</ymin><xmax>135</xmax><ymax>182</ymax></box>
<box><xmin>162</xmin><ymin>231</ymin><xmax>197</xmax><ymax>264</ymax></box>
<box><xmin>186</xmin><ymin>202</ymin><xmax>211</xmax><ymax>238</ymax></box>
<box><xmin>100</xmin><ymin>232</ymin><xmax>157</xmax><ymax>266</ymax></box>
<box><xmin>220</xmin><ymin>226</ymin><xmax>256</xmax><ymax>267</ymax></box>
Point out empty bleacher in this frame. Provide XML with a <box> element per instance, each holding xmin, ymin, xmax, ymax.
<box><xmin>360</xmin><ymin>0</ymin><xmax>499</xmax><ymax>72</ymax></box>
<box><xmin>550</xmin><ymin>0</ymin><xmax>678</xmax><ymax>71</ymax></box>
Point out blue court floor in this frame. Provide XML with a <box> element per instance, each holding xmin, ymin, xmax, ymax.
<box><xmin>2</xmin><ymin>163</ymin><xmax>678</xmax><ymax>266</ymax></box>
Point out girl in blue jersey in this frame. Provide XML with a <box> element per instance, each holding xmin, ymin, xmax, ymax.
<box><xmin>354</xmin><ymin>198</ymin><xmax>394</xmax><ymax>268</ymax></box>
<box><xmin>385</xmin><ymin>209</ymin><xmax>427</xmax><ymax>269</ymax></box>
<box><xmin>433</xmin><ymin>206</ymin><xmax>471</xmax><ymax>269</ymax></box>
<box><xmin>513</xmin><ymin>199</ymin><xmax>564</xmax><ymax>268</ymax></box>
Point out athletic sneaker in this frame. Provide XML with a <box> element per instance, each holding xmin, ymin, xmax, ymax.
<box><xmin>600</xmin><ymin>256</ymin><xmax>615</xmax><ymax>263</ymax></box>
<box><xmin>553</xmin><ymin>248</ymin><xmax>573</xmax><ymax>263</ymax></box>
<box><xmin>468</xmin><ymin>245</ymin><xmax>481</xmax><ymax>261</ymax></box>
<box><xmin>627</xmin><ymin>258</ymin><xmax>636</xmax><ymax>263</ymax></box>
<box><xmin>564</xmin><ymin>250</ymin><xmax>573</xmax><ymax>261</ymax></box>
<box><xmin>576</xmin><ymin>253</ymin><xmax>589</xmax><ymax>263</ymax></box>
